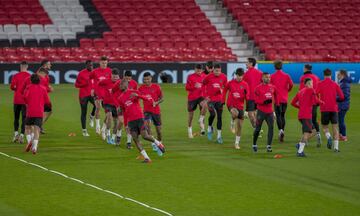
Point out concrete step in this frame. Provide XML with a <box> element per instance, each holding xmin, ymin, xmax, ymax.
<box><xmin>233</xmin><ymin>50</ymin><xmax>254</xmax><ymax>56</ymax></box>
<box><xmin>223</xmin><ymin>36</ymin><xmax>243</xmax><ymax>43</ymax></box>
<box><xmin>213</xmin><ymin>23</ymin><xmax>232</xmax><ymax>30</ymax></box>
<box><xmin>196</xmin><ymin>0</ymin><xmax>213</xmax><ymax>4</ymax></box>
<box><xmin>219</xmin><ymin>29</ymin><xmax>238</xmax><ymax>36</ymax></box>
<box><xmin>204</xmin><ymin>10</ymin><xmax>223</xmax><ymax>17</ymax></box>
<box><xmin>198</xmin><ymin>4</ymin><xmax>216</xmax><ymax>11</ymax></box>
<box><xmin>228</xmin><ymin>43</ymin><xmax>248</xmax><ymax>50</ymax></box>
<box><xmin>237</xmin><ymin>56</ymin><xmax>250</xmax><ymax>62</ymax></box>
<box><xmin>208</xmin><ymin>16</ymin><xmax>227</xmax><ymax>23</ymax></box>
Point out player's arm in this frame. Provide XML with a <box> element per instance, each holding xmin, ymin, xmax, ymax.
<box><xmin>288</xmin><ymin>75</ymin><xmax>294</xmax><ymax>92</ymax></box>
<box><xmin>291</xmin><ymin>93</ymin><xmax>300</xmax><ymax>109</ymax></box>
<box><xmin>336</xmin><ymin>84</ymin><xmax>345</xmax><ymax>102</ymax></box>
<box><xmin>274</xmin><ymin>86</ymin><xmax>280</xmax><ymax>105</ymax></box>
<box><xmin>244</xmin><ymin>83</ymin><xmax>250</xmax><ymax>101</ymax></box>
<box><xmin>154</xmin><ymin>86</ymin><xmax>164</xmax><ymax>105</ymax></box>
<box><xmin>254</xmin><ymin>87</ymin><xmax>262</xmax><ymax>105</ymax></box>
<box><xmin>10</xmin><ymin>76</ymin><xmax>17</xmax><ymax>91</ymax></box>
<box><xmin>185</xmin><ymin>76</ymin><xmax>194</xmax><ymax>92</ymax></box>
<box><xmin>75</xmin><ymin>72</ymin><xmax>88</xmax><ymax>88</ymax></box>
<box><xmin>98</xmin><ymin>78</ymin><xmax>111</xmax><ymax>86</ymax></box>
<box><xmin>222</xmin><ymin>82</ymin><xmax>229</xmax><ymax>104</ymax></box>
<box><xmin>44</xmin><ymin>89</ymin><xmax>51</xmax><ymax>106</ymax></box>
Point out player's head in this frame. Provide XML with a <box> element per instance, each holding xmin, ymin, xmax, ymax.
<box><xmin>85</xmin><ymin>60</ymin><xmax>93</xmax><ymax>71</ymax></box>
<box><xmin>304</xmin><ymin>64</ymin><xmax>312</xmax><ymax>73</ymax></box>
<box><xmin>247</xmin><ymin>58</ymin><xmax>256</xmax><ymax>69</ymax></box>
<box><xmin>213</xmin><ymin>64</ymin><xmax>221</xmax><ymax>76</ymax></box>
<box><xmin>195</xmin><ymin>64</ymin><xmax>202</xmax><ymax>74</ymax></box>
<box><xmin>40</xmin><ymin>59</ymin><xmax>51</xmax><ymax>70</ymax></box>
<box><xmin>143</xmin><ymin>72</ymin><xmax>152</xmax><ymax>85</ymax></box>
<box><xmin>262</xmin><ymin>72</ymin><xmax>271</xmax><ymax>84</ymax></box>
<box><xmin>323</xmin><ymin>68</ymin><xmax>332</xmax><ymax>78</ymax></box>
<box><xmin>274</xmin><ymin>60</ymin><xmax>282</xmax><ymax>70</ymax></box>
<box><xmin>99</xmin><ymin>56</ymin><xmax>108</xmax><ymax>69</ymax></box>
<box><xmin>111</xmin><ymin>68</ymin><xmax>120</xmax><ymax>81</ymax></box>
<box><xmin>30</xmin><ymin>73</ymin><xmax>40</xmax><ymax>84</ymax></box>
<box><xmin>304</xmin><ymin>78</ymin><xmax>313</xmax><ymax>88</ymax></box>
<box><xmin>124</xmin><ymin>70</ymin><xmax>132</xmax><ymax>81</ymax></box>
<box><xmin>120</xmin><ymin>78</ymin><xmax>128</xmax><ymax>91</ymax></box>
<box><xmin>205</xmin><ymin>61</ymin><xmax>214</xmax><ymax>74</ymax></box>
<box><xmin>37</xmin><ymin>67</ymin><xmax>47</xmax><ymax>77</ymax></box>
<box><xmin>20</xmin><ymin>61</ymin><xmax>28</xmax><ymax>71</ymax></box>
<box><xmin>337</xmin><ymin>69</ymin><xmax>348</xmax><ymax>80</ymax></box>
<box><xmin>235</xmin><ymin>68</ymin><xmax>244</xmax><ymax>81</ymax></box>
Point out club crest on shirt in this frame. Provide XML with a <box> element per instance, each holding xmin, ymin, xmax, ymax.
<box><xmin>125</xmin><ymin>100</ymin><xmax>133</xmax><ymax>106</ymax></box>
<box><xmin>232</xmin><ymin>92</ymin><xmax>241</xmax><ymax>98</ymax></box>
<box><xmin>212</xmin><ymin>83</ymin><xmax>220</xmax><ymax>88</ymax></box>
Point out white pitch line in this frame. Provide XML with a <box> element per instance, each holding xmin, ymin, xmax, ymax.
<box><xmin>0</xmin><ymin>152</ymin><xmax>173</xmax><ymax>216</ymax></box>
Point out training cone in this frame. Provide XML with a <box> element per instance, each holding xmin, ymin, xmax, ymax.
<box><xmin>68</xmin><ymin>132</ymin><xmax>76</xmax><ymax>137</ymax></box>
<box><xmin>274</xmin><ymin>154</ymin><xmax>283</xmax><ymax>159</ymax></box>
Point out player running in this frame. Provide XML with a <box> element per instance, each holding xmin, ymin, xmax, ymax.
<box><xmin>291</xmin><ymin>78</ymin><xmax>323</xmax><ymax>157</ymax></box>
<box><xmin>299</xmin><ymin>64</ymin><xmax>322</xmax><ymax>146</ymax></box>
<box><xmin>203</xmin><ymin>64</ymin><xmax>227</xmax><ymax>144</ymax></box>
<box><xmin>139</xmin><ymin>72</ymin><xmax>164</xmax><ymax>153</ymax></box>
<box><xmin>98</xmin><ymin>68</ymin><xmax>121</xmax><ymax>144</ymax></box>
<box><xmin>243</xmin><ymin>58</ymin><xmax>263</xmax><ymax>129</ymax></box>
<box><xmin>316</xmin><ymin>69</ymin><xmax>344</xmax><ymax>152</ymax></box>
<box><xmin>24</xmin><ymin>73</ymin><xmax>51</xmax><ymax>154</ymax></box>
<box><xmin>337</xmin><ymin>69</ymin><xmax>351</xmax><ymax>141</ymax></box>
<box><xmin>185</xmin><ymin>64</ymin><xmax>206</xmax><ymax>138</ymax></box>
<box><xmin>223</xmin><ymin>68</ymin><xmax>249</xmax><ymax>149</ymax></box>
<box><xmin>116</xmin><ymin>79</ymin><xmax>165</xmax><ymax>163</ymax></box>
<box><xmin>39</xmin><ymin>59</ymin><xmax>53</xmax><ymax>134</ymax></box>
<box><xmin>270</xmin><ymin>60</ymin><xmax>293</xmax><ymax>142</ymax></box>
<box><xmin>10</xmin><ymin>61</ymin><xmax>31</xmax><ymax>143</ymax></box>
<box><xmin>90</xmin><ymin>56</ymin><xmax>112</xmax><ymax>134</ymax></box>
<box><xmin>75</xmin><ymin>60</ymin><xmax>96</xmax><ymax>136</ymax></box>
<box><xmin>253</xmin><ymin>73</ymin><xmax>278</xmax><ymax>153</ymax></box>
<box><xmin>123</xmin><ymin>70</ymin><xmax>138</xmax><ymax>148</ymax></box>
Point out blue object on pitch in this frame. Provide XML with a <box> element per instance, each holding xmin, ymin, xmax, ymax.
<box><xmin>327</xmin><ymin>137</ymin><xmax>333</xmax><ymax>149</ymax></box>
<box><xmin>252</xmin><ymin>145</ymin><xmax>258</xmax><ymax>152</ymax></box>
<box><xmin>151</xmin><ymin>143</ymin><xmax>158</xmax><ymax>152</ymax></box>
<box><xmin>216</xmin><ymin>137</ymin><xmax>223</xmax><ymax>144</ymax></box>
<box><xmin>295</xmin><ymin>143</ymin><xmax>300</xmax><ymax>149</ymax></box>
<box><xmin>207</xmin><ymin>130</ymin><xmax>213</xmax><ymax>141</ymax></box>
<box><xmin>297</xmin><ymin>152</ymin><xmax>306</xmax><ymax>157</ymax></box>
<box><xmin>107</xmin><ymin>136</ymin><xmax>113</xmax><ymax>145</ymax></box>
<box><xmin>156</xmin><ymin>147</ymin><xmax>163</xmax><ymax>156</ymax></box>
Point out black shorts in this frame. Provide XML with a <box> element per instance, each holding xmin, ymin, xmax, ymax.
<box><xmin>80</xmin><ymin>96</ymin><xmax>95</xmax><ymax>105</ymax></box>
<box><xmin>144</xmin><ymin>112</ymin><xmax>161</xmax><ymax>126</ymax></box>
<box><xmin>208</xmin><ymin>101</ymin><xmax>223</xmax><ymax>112</ymax></box>
<box><xmin>246</xmin><ymin>100</ymin><xmax>257</xmax><ymax>112</ymax></box>
<box><xmin>25</xmin><ymin>117</ymin><xmax>43</xmax><ymax>128</ymax></box>
<box><xmin>187</xmin><ymin>97</ymin><xmax>204</xmax><ymax>112</ymax></box>
<box><xmin>128</xmin><ymin>118</ymin><xmax>147</xmax><ymax>135</ymax></box>
<box><xmin>103</xmin><ymin>104</ymin><xmax>118</xmax><ymax>118</ymax></box>
<box><xmin>228</xmin><ymin>107</ymin><xmax>244</xmax><ymax>120</ymax></box>
<box><xmin>321</xmin><ymin>112</ymin><xmax>338</xmax><ymax>125</ymax></box>
<box><xmin>300</xmin><ymin>119</ymin><xmax>313</xmax><ymax>133</ymax></box>
<box><xmin>44</xmin><ymin>104</ymin><xmax>52</xmax><ymax>112</ymax></box>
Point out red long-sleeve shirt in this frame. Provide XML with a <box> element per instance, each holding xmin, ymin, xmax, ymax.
<box><xmin>117</xmin><ymin>89</ymin><xmax>153</xmax><ymax>122</ymax></box>
<box><xmin>270</xmin><ymin>70</ymin><xmax>293</xmax><ymax>104</ymax></box>
<box><xmin>139</xmin><ymin>83</ymin><xmax>163</xmax><ymax>114</ymax></box>
<box><xmin>223</xmin><ymin>79</ymin><xmax>249</xmax><ymax>110</ymax></box>
<box><xmin>90</xmin><ymin>67</ymin><xmax>112</xmax><ymax>99</ymax></box>
<box><xmin>316</xmin><ymin>78</ymin><xmax>344</xmax><ymax>112</ymax></box>
<box><xmin>299</xmin><ymin>72</ymin><xmax>320</xmax><ymax>90</ymax></box>
<box><xmin>98</xmin><ymin>78</ymin><xmax>119</xmax><ymax>106</ymax></box>
<box><xmin>128</xmin><ymin>79</ymin><xmax>138</xmax><ymax>90</ymax></box>
<box><xmin>75</xmin><ymin>69</ymin><xmax>93</xmax><ymax>98</ymax></box>
<box><xmin>254</xmin><ymin>83</ymin><xmax>279</xmax><ymax>113</ymax></box>
<box><xmin>243</xmin><ymin>67</ymin><xmax>262</xmax><ymax>100</ymax></box>
<box><xmin>24</xmin><ymin>84</ymin><xmax>50</xmax><ymax>118</ymax></box>
<box><xmin>186</xmin><ymin>72</ymin><xmax>206</xmax><ymax>101</ymax></box>
<box><xmin>10</xmin><ymin>71</ymin><xmax>31</xmax><ymax>104</ymax></box>
<box><xmin>202</xmin><ymin>73</ymin><xmax>227</xmax><ymax>102</ymax></box>
<box><xmin>291</xmin><ymin>87</ymin><xmax>321</xmax><ymax>119</ymax></box>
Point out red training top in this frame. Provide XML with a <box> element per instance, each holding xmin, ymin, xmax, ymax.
<box><xmin>139</xmin><ymin>83</ymin><xmax>163</xmax><ymax>114</ymax></box>
<box><xmin>291</xmin><ymin>87</ymin><xmax>321</xmax><ymax>119</ymax></box>
<box><xmin>299</xmin><ymin>72</ymin><xmax>320</xmax><ymax>90</ymax></box>
<box><xmin>10</xmin><ymin>71</ymin><xmax>31</xmax><ymax>104</ymax></box>
<box><xmin>75</xmin><ymin>68</ymin><xmax>93</xmax><ymax>98</ymax></box>
<box><xmin>243</xmin><ymin>67</ymin><xmax>262</xmax><ymax>101</ymax></box>
<box><xmin>202</xmin><ymin>72</ymin><xmax>227</xmax><ymax>102</ymax></box>
<box><xmin>270</xmin><ymin>70</ymin><xmax>293</xmax><ymax>104</ymax></box>
<box><xmin>223</xmin><ymin>79</ymin><xmax>249</xmax><ymax>110</ymax></box>
<box><xmin>254</xmin><ymin>83</ymin><xmax>279</xmax><ymax>113</ymax></box>
<box><xmin>98</xmin><ymin>78</ymin><xmax>120</xmax><ymax>106</ymax></box>
<box><xmin>24</xmin><ymin>84</ymin><xmax>51</xmax><ymax>118</ymax></box>
<box><xmin>316</xmin><ymin>78</ymin><xmax>344</xmax><ymax>112</ymax></box>
<box><xmin>117</xmin><ymin>89</ymin><xmax>153</xmax><ymax>122</ymax></box>
<box><xmin>185</xmin><ymin>72</ymin><xmax>206</xmax><ymax>101</ymax></box>
<box><xmin>90</xmin><ymin>67</ymin><xmax>112</xmax><ymax>99</ymax></box>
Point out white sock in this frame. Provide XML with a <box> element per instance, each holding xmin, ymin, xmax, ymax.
<box><xmin>235</xmin><ymin>136</ymin><xmax>241</xmax><ymax>144</ymax></box>
<box><xmin>199</xmin><ymin>115</ymin><xmax>205</xmax><ymax>123</ymax></box>
<box><xmin>217</xmin><ymin>130</ymin><xmax>222</xmax><ymax>139</ymax></box>
<box><xmin>112</xmin><ymin>134</ymin><xmax>116</xmax><ymax>140</ymax></box>
<box><xmin>106</xmin><ymin>129</ymin><xmax>110</xmax><ymax>136</ymax></box>
<box><xmin>334</xmin><ymin>140</ymin><xmax>339</xmax><ymax>150</ymax></box>
<box><xmin>208</xmin><ymin>126</ymin><xmax>212</xmax><ymax>133</ymax></box>
<box><xmin>154</xmin><ymin>138</ymin><xmax>161</xmax><ymax>146</ymax></box>
<box><xmin>298</xmin><ymin>142</ymin><xmax>305</xmax><ymax>153</ymax></box>
<box><xmin>102</xmin><ymin>124</ymin><xmax>107</xmax><ymax>131</ymax></box>
<box><xmin>317</xmin><ymin>132</ymin><xmax>321</xmax><ymax>137</ymax></box>
<box><xmin>26</xmin><ymin>134</ymin><xmax>32</xmax><ymax>143</ymax></box>
<box><xmin>20</xmin><ymin>133</ymin><xmax>24</xmax><ymax>137</ymax></box>
<box><xmin>325</xmin><ymin>132</ymin><xmax>331</xmax><ymax>139</ymax></box>
<box><xmin>188</xmin><ymin>127</ymin><xmax>192</xmax><ymax>134</ymax></box>
<box><xmin>279</xmin><ymin>129</ymin><xmax>284</xmax><ymax>135</ymax></box>
<box><xmin>82</xmin><ymin>129</ymin><xmax>87</xmax><ymax>133</ymax></box>
<box><xmin>116</xmin><ymin>130</ymin><xmax>122</xmax><ymax>137</ymax></box>
<box><xmin>32</xmin><ymin>139</ymin><xmax>39</xmax><ymax>150</ymax></box>
<box><xmin>31</xmin><ymin>133</ymin><xmax>34</xmax><ymax>139</ymax></box>
<box><xmin>127</xmin><ymin>134</ymin><xmax>132</xmax><ymax>143</ymax></box>
<box><xmin>14</xmin><ymin>131</ymin><xmax>19</xmax><ymax>136</ymax></box>
<box><xmin>95</xmin><ymin>119</ymin><xmax>100</xmax><ymax>128</ymax></box>
<box><xmin>140</xmin><ymin>150</ymin><xmax>150</xmax><ymax>160</ymax></box>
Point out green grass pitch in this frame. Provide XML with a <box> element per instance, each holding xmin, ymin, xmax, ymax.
<box><xmin>0</xmin><ymin>84</ymin><xmax>360</xmax><ymax>216</ymax></box>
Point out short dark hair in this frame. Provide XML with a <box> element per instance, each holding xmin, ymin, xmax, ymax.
<box><xmin>274</xmin><ymin>60</ymin><xmax>282</xmax><ymax>70</ymax></box>
<box><xmin>304</xmin><ymin>78</ymin><xmax>312</xmax><ymax>85</ymax></box>
<box><xmin>30</xmin><ymin>73</ymin><xmax>40</xmax><ymax>84</ymax></box>
<box><xmin>235</xmin><ymin>68</ymin><xmax>244</xmax><ymax>76</ymax></box>
<box><xmin>206</xmin><ymin>61</ymin><xmax>213</xmax><ymax>68</ymax></box>
<box><xmin>143</xmin><ymin>72</ymin><xmax>152</xmax><ymax>77</ymax></box>
<box><xmin>324</xmin><ymin>68</ymin><xmax>332</xmax><ymax>76</ymax></box>
<box><xmin>339</xmin><ymin>69</ymin><xmax>348</xmax><ymax>78</ymax></box>
<box><xmin>100</xmin><ymin>56</ymin><xmax>108</xmax><ymax>61</ymax></box>
<box><xmin>40</xmin><ymin>59</ymin><xmax>49</xmax><ymax>66</ymax></box>
<box><xmin>85</xmin><ymin>60</ymin><xmax>92</xmax><ymax>65</ymax></box>
<box><xmin>304</xmin><ymin>64</ymin><xmax>312</xmax><ymax>71</ymax></box>
<box><xmin>38</xmin><ymin>67</ymin><xmax>48</xmax><ymax>74</ymax></box>
<box><xmin>214</xmin><ymin>64</ymin><xmax>221</xmax><ymax>69</ymax></box>
<box><xmin>195</xmin><ymin>64</ymin><xmax>202</xmax><ymax>70</ymax></box>
<box><xmin>124</xmin><ymin>70</ymin><xmax>132</xmax><ymax>77</ymax></box>
<box><xmin>112</xmin><ymin>68</ymin><xmax>120</xmax><ymax>75</ymax></box>
<box><xmin>20</xmin><ymin>61</ymin><xmax>28</xmax><ymax>65</ymax></box>
<box><xmin>248</xmin><ymin>58</ymin><xmax>257</xmax><ymax>66</ymax></box>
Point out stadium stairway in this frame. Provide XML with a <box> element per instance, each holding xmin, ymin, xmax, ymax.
<box><xmin>195</xmin><ymin>0</ymin><xmax>259</xmax><ymax>61</ymax></box>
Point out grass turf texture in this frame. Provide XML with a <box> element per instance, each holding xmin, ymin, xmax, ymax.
<box><xmin>0</xmin><ymin>84</ymin><xmax>360</xmax><ymax>216</ymax></box>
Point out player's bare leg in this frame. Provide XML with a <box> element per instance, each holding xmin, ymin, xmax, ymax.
<box><xmin>94</xmin><ymin>99</ymin><xmax>102</xmax><ymax>134</ymax></box>
<box><xmin>25</xmin><ymin>125</ymin><xmax>33</xmax><ymax>152</ymax></box>
<box><xmin>199</xmin><ymin>100</ymin><xmax>207</xmax><ymax>135</ymax></box>
<box><xmin>105</xmin><ymin>112</ymin><xmax>114</xmax><ymax>144</ymax></box>
<box><xmin>126</xmin><ymin>127</ymin><xmax>132</xmax><ymax>149</ymax></box>
<box><xmin>187</xmin><ymin>111</ymin><xmax>194</xmax><ymax>138</ymax></box>
<box><xmin>332</xmin><ymin>124</ymin><xmax>340</xmax><ymax>152</ymax></box>
<box><xmin>131</xmin><ymin>131</ymin><xmax>151</xmax><ymax>163</ymax></box>
<box><xmin>230</xmin><ymin>108</ymin><xmax>242</xmax><ymax>149</ymax></box>
<box><xmin>115</xmin><ymin>115</ymin><xmax>124</xmax><ymax>145</ymax></box>
<box><xmin>31</xmin><ymin>126</ymin><xmax>40</xmax><ymax>154</ymax></box>
<box><xmin>297</xmin><ymin>132</ymin><xmax>310</xmax><ymax>157</ymax></box>
<box><xmin>140</xmin><ymin>129</ymin><xmax>165</xmax><ymax>155</ymax></box>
